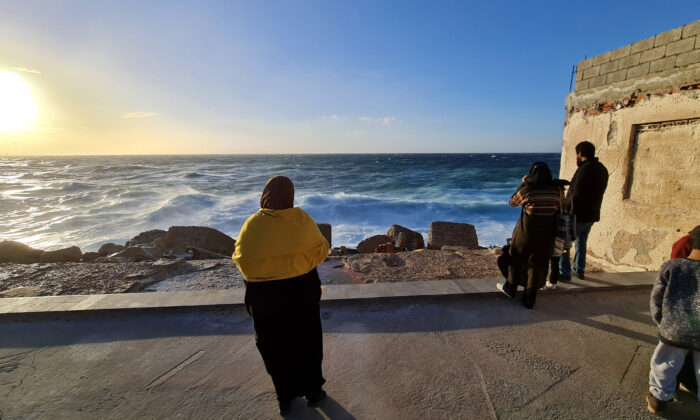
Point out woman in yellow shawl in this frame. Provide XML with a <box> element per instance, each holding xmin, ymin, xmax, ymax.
<box><xmin>233</xmin><ymin>176</ymin><xmax>330</xmax><ymax>416</ymax></box>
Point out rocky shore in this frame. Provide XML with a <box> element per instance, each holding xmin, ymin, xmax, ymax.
<box><xmin>0</xmin><ymin>222</ymin><xmax>504</xmax><ymax>297</ymax></box>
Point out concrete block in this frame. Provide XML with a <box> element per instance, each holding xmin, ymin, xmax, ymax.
<box><xmin>588</xmin><ymin>74</ymin><xmax>607</xmax><ymax>89</ymax></box>
<box><xmin>626</xmin><ymin>62</ymin><xmax>650</xmax><ymax>79</ymax></box>
<box><xmin>619</xmin><ymin>53</ymin><xmax>641</xmax><ymax>69</ymax></box>
<box><xmin>577</xmin><ymin>57</ymin><xmax>594</xmax><ymax>71</ymax></box>
<box><xmin>654</xmin><ymin>27</ymin><xmax>682</xmax><ymax>47</ymax></box>
<box><xmin>640</xmin><ymin>46</ymin><xmax>666</xmax><ymax>63</ymax></box>
<box><xmin>649</xmin><ymin>56</ymin><xmax>676</xmax><ymax>73</ymax></box>
<box><xmin>665</xmin><ymin>37</ymin><xmax>695</xmax><ymax>56</ymax></box>
<box><xmin>583</xmin><ymin>66</ymin><xmax>600</xmax><ymax>79</ymax></box>
<box><xmin>610</xmin><ymin>45</ymin><xmax>631</xmax><ymax>60</ymax></box>
<box><xmin>681</xmin><ymin>20</ymin><xmax>700</xmax><ymax>38</ymax></box>
<box><xmin>606</xmin><ymin>69</ymin><xmax>627</xmax><ymax>84</ymax></box>
<box><xmin>676</xmin><ymin>49</ymin><xmax>700</xmax><ymax>67</ymax></box>
<box><xmin>630</xmin><ymin>36</ymin><xmax>654</xmax><ymax>54</ymax></box>
<box><xmin>600</xmin><ymin>60</ymin><xmax>619</xmax><ymax>75</ymax></box>
<box><xmin>591</xmin><ymin>51</ymin><xmax>611</xmax><ymax>66</ymax></box>
<box><xmin>575</xmin><ymin>78</ymin><xmax>590</xmax><ymax>91</ymax></box>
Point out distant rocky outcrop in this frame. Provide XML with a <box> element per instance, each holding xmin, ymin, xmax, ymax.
<box><xmin>0</xmin><ymin>241</ymin><xmax>45</xmax><ymax>263</ymax></box>
<box><xmin>357</xmin><ymin>235</ymin><xmax>392</xmax><ymax>254</ymax></box>
<box><xmin>40</xmin><ymin>246</ymin><xmax>82</xmax><ymax>263</ymax></box>
<box><xmin>428</xmin><ymin>222</ymin><xmax>479</xmax><ymax>250</ymax></box>
<box><xmin>98</xmin><ymin>243</ymin><xmax>127</xmax><ymax>257</ymax></box>
<box><xmin>386</xmin><ymin>225</ymin><xmax>424</xmax><ymax>250</ymax></box>
<box><xmin>126</xmin><ymin>229</ymin><xmax>167</xmax><ymax>247</ymax></box>
<box><xmin>160</xmin><ymin>226</ymin><xmax>236</xmax><ymax>256</ymax></box>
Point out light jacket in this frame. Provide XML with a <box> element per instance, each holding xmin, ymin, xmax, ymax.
<box><xmin>233</xmin><ymin>207</ymin><xmax>329</xmax><ymax>282</ymax></box>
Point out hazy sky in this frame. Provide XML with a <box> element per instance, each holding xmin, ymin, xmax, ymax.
<box><xmin>1</xmin><ymin>1</ymin><xmax>698</xmax><ymax>155</ymax></box>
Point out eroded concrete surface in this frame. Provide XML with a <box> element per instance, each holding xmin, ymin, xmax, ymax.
<box><xmin>1</xmin><ymin>289</ymin><xmax>698</xmax><ymax>419</ymax></box>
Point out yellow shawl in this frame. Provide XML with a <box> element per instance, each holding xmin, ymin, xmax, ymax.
<box><xmin>233</xmin><ymin>207</ymin><xmax>329</xmax><ymax>282</ymax></box>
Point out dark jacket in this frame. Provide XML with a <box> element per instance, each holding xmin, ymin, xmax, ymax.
<box><xmin>569</xmin><ymin>158</ymin><xmax>608</xmax><ymax>223</ymax></box>
<box><xmin>650</xmin><ymin>259</ymin><xmax>700</xmax><ymax>351</ymax></box>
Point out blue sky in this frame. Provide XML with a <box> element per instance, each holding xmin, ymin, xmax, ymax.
<box><xmin>0</xmin><ymin>1</ymin><xmax>698</xmax><ymax>154</ymax></box>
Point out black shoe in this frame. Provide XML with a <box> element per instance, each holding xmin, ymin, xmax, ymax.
<box><xmin>306</xmin><ymin>389</ymin><xmax>327</xmax><ymax>407</ymax></box>
<box><xmin>522</xmin><ymin>292</ymin><xmax>536</xmax><ymax>309</ymax></box>
<box><xmin>278</xmin><ymin>400</ymin><xmax>291</xmax><ymax>416</ymax></box>
<box><xmin>559</xmin><ymin>274</ymin><xmax>571</xmax><ymax>282</ymax></box>
<box><xmin>496</xmin><ymin>282</ymin><xmax>516</xmax><ymax>298</ymax></box>
<box><xmin>575</xmin><ymin>272</ymin><xmax>585</xmax><ymax>280</ymax></box>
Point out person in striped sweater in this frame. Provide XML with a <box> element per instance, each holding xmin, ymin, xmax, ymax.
<box><xmin>497</xmin><ymin>162</ymin><xmax>562</xmax><ymax>308</ymax></box>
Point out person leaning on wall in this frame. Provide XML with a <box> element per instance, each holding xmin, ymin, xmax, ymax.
<box><xmin>559</xmin><ymin>141</ymin><xmax>608</xmax><ymax>280</ymax></box>
<box><xmin>233</xmin><ymin>176</ymin><xmax>330</xmax><ymax>416</ymax></box>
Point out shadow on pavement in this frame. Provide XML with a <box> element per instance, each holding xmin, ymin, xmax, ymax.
<box><xmin>0</xmin><ymin>289</ymin><xmax>656</xmax><ymax>349</ymax></box>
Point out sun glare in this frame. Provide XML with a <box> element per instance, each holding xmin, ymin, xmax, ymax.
<box><xmin>0</xmin><ymin>71</ymin><xmax>38</xmax><ymax>132</ymax></box>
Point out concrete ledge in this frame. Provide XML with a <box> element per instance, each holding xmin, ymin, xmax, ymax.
<box><xmin>0</xmin><ymin>271</ymin><xmax>657</xmax><ymax>321</ymax></box>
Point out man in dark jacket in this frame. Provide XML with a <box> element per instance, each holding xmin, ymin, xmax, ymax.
<box><xmin>559</xmin><ymin>141</ymin><xmax>608</xmax><ymax>280</ymax></box>
<box><xmin>645</xmin><ymin>225</ymin><xmax>700</xmax><ymax>414</ymax></box>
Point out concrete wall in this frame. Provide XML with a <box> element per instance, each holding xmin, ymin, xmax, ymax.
<box><xmin>562</xmin><ymin>20</ymin><xmax>700</xmax><ymax>272</ymax></box>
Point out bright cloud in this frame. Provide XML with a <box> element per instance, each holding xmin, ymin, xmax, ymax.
<box><xmin>12</xmin><ymin>67</ymin><xmax>41</xmax><ymax>74</ymax></box>
<box><xmin>321</xmin><ymin>114</ymin><xmax>339</xmax><ymax>120</ymax></box>
<box><xmin>358</xmin><ymin>116</ymin><xmax>400</xmax><ymax>124</ymax></box>
<box><xmin>122</xmin><ymin>112</ymin><xmax>156</xmax><ymax>119</ymax></box>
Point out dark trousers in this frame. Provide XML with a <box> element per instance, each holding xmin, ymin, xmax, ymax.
<box><xmin>245</xmin><ymin>268</ymin><xmax>326</xmax><ymax>403</ymax></box>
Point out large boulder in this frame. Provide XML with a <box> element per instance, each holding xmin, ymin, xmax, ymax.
<box><xmin>98</xmin><ymin>243</ymin><xmax>127</xmax><ymax>257</ymax></box>
<box><xmin>81</xmin><ymin>252</ymin><xmax>101</xmax><ymax>262</ymax></box>
<box><xmin>126</xmin><ymin>229</ymin><xmax>167</xmax><ymax>247</ymax></box>
<box><xmin>161</xmin><ymin>226</ymin><xmax>236</xmax><ymax>256</ymax></box>
<box><xmin>357</xmin><ymin>235</ymin><xmax>392</xmax><ymax>254</ymax></box>
<box><xmin>40</xmin><ymin>246</ymin><xmax>82</xmax><ymax>263</ymax></box>
<box><xmin>185</xmin><ymin>246</ymin><xmax>229</xmax><ymax>260</ymax></box>
<box><xmin>104</xmin><ymin>246</ymin><xmax>162</xmax><ymax>262</ymax></box>
<box><xmin>317</xmin><ymin>223</ymin><xmax>332</xmax><ymax>248</ymax></box>
<box><xmin>0</xmin><ymin>241</ymin><xmax>45</xmax><ymax>263</ymax></box>
<box><xmin>428</xmin><ymin>221</ymin><xmax>479</xmax><ymax>250</ymax></box>
<box><xmin>386</xmin><ymin>225</ymin><xmax>424</xmax><ymax>250</ymax></box>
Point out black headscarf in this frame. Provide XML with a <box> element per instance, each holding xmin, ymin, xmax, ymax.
<box><xmin>526</xmin><ymin>162</ymin><xmax>553</xmax><ymax>186</ymax></box>
<box><xmin>260</xmin><ymin>176</ymin><xmax>294</xmax><ymax>210</ymax></box>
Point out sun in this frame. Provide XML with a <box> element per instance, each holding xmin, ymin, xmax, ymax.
<box><xmin>0</xmin><ymin>71</ymin><xmax>38</xmax><ymax>132</ymax></box>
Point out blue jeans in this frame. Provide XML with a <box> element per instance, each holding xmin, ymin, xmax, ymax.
<box><xmin>649</xmin><ymin>341</ymin><xmax>700</xmax><ymax>402</ymax></box>
<box><xmin>559</xmin><ymin>221</ymin><xmax>594</xmax><ymax>276</ymax></box>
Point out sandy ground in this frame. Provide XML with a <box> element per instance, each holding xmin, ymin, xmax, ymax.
<box><xmin>1</xmin><ymin>249</ymin><xmax>507</xmax><ymax>297</ymax></box>
<box><xmin>1</xmin><ymin>289</ymin><xmax>697</xmax><ymax>419</ymax></box>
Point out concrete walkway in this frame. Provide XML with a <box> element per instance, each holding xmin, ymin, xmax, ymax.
<box><xmin>1</xmin><ymin>273</ymin><xmax>698</xmax><ymax>419</ymax></box>
<box><xmin>0</xmin><ymin>271</ymin><xmax>658</xmax><ymax>319</ymax></box>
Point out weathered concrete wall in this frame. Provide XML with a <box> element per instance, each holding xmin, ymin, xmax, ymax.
<box><xmin>562</xmin><ymin>20</ymin><xmax>700</xmax><ymax>272</ymax></box>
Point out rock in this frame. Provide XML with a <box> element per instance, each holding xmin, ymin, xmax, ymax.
<box><xmin>357</xmin><ymin>235</ymin><xmax>392</xmax><ymax>254</ymax></box>
<box><xmin>125</xmin><ymin>229</ymin><xmax>167</xmax><ymax>247</ymax></box>
<box><xmin>40</xmin><ymin>246</ymin><xmax>82</xmax><ymax>263</ymax></box>
<box><xmin>98</xmin><ymin>243</ymin><xmax>127</xmax><ymax>257</ymax></box>
<box><xmin>343</xmin><ymin>253</ymin><xmax>405</xmax><ymax>273</ymax></box>
<box><xmin>81</xmin><ymin>252</ymin><xmax>101</xmax><ymax>262</ymax></box>
<box><xmin>441</xmin><ymin>245</ymin><xmax>472</xmax><ymax>252</ymax></box>
<box><xmin>394</xmin><ymin>232</ymin><xmax>407</xmax><ymax>250</ymax></box>
<box><xmin>0</xmin><ymin>241</ymin><xmax>45</xmax><ymax>263</ymax></box>
<box><xmin>317</xmin><ymin>223</ymin><xmax>332</xmax><ymax>248</ymax></box>
<box><xmin>386</xmin><ymin>225</ymin><xmax>425</xmax><ymax>250</ymax></box>
<box><xmin>107</xmin><ymin>246</ymin><xmax>162</xmax><ymax>262</ymax></box>
<box><xmin>161</xmin><ymin>226</ymin><xmax>236</xmax><ymax>256</ymax></box>
<box><xmin>0</xmin><ymin>286</ymin><xmax>44</xmax><ymax>298</ymax></box>
<box><xmin>185</xmin><ymin>246</ymin><xmax>229</xmax><ymax>260</ymax></box>
<box><xmin>428</xmin><ymin>221</ymin><xmax>479</xmax><ymax>250</ymax></box>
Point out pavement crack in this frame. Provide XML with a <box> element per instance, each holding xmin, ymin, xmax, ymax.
<box><xmin>619</xmin><ymin>344</ymin><xmax>640</xmax><ymax>384</ymax></box>
<box><xmin>145</xmin><ymin>350</ymin><xmax>205</xmax><ymax>390</ymax></box>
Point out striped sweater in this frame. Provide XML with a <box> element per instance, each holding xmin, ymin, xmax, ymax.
<box><xmin>509</xmin><ymin>183</ymin><xmax>562</xmax><ymax>216</ymax></box>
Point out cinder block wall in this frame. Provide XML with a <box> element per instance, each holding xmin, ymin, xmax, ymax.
<box><xmin>561</xmin><ymin>20</ymin><xmax>700</xmax><ymax>272</ymax></box>
<box><xmin>575</xmin><ymin>20</ymin><xmax>700</xmax><ymax>91</ymax></box>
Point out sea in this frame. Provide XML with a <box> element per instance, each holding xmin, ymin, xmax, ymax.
<box><xmin>0</xmin><ymin>154</ymin><xmax>561</xmax><ymax>252</ymax></box>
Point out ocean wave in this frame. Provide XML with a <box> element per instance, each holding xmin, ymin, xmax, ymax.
<box><xmin>146</xmin><ymin>193</ymin><xmax>219</xmax><ymax>223</ymax></box>
<box><xmin>60</xmin><ymin>182</ymin><xmax>91</xmax><ymax>191</ymax></box>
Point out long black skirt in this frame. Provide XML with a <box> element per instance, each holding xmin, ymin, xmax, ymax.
<box><xmin>244</xmin><ymin>268</ymin><xmax>325</xmax><ymax>403</ymax></box>
<box><xmin>506</xmin><ymin>212</ymin><xmax>556</xmax><ymax>302</ymax></box>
